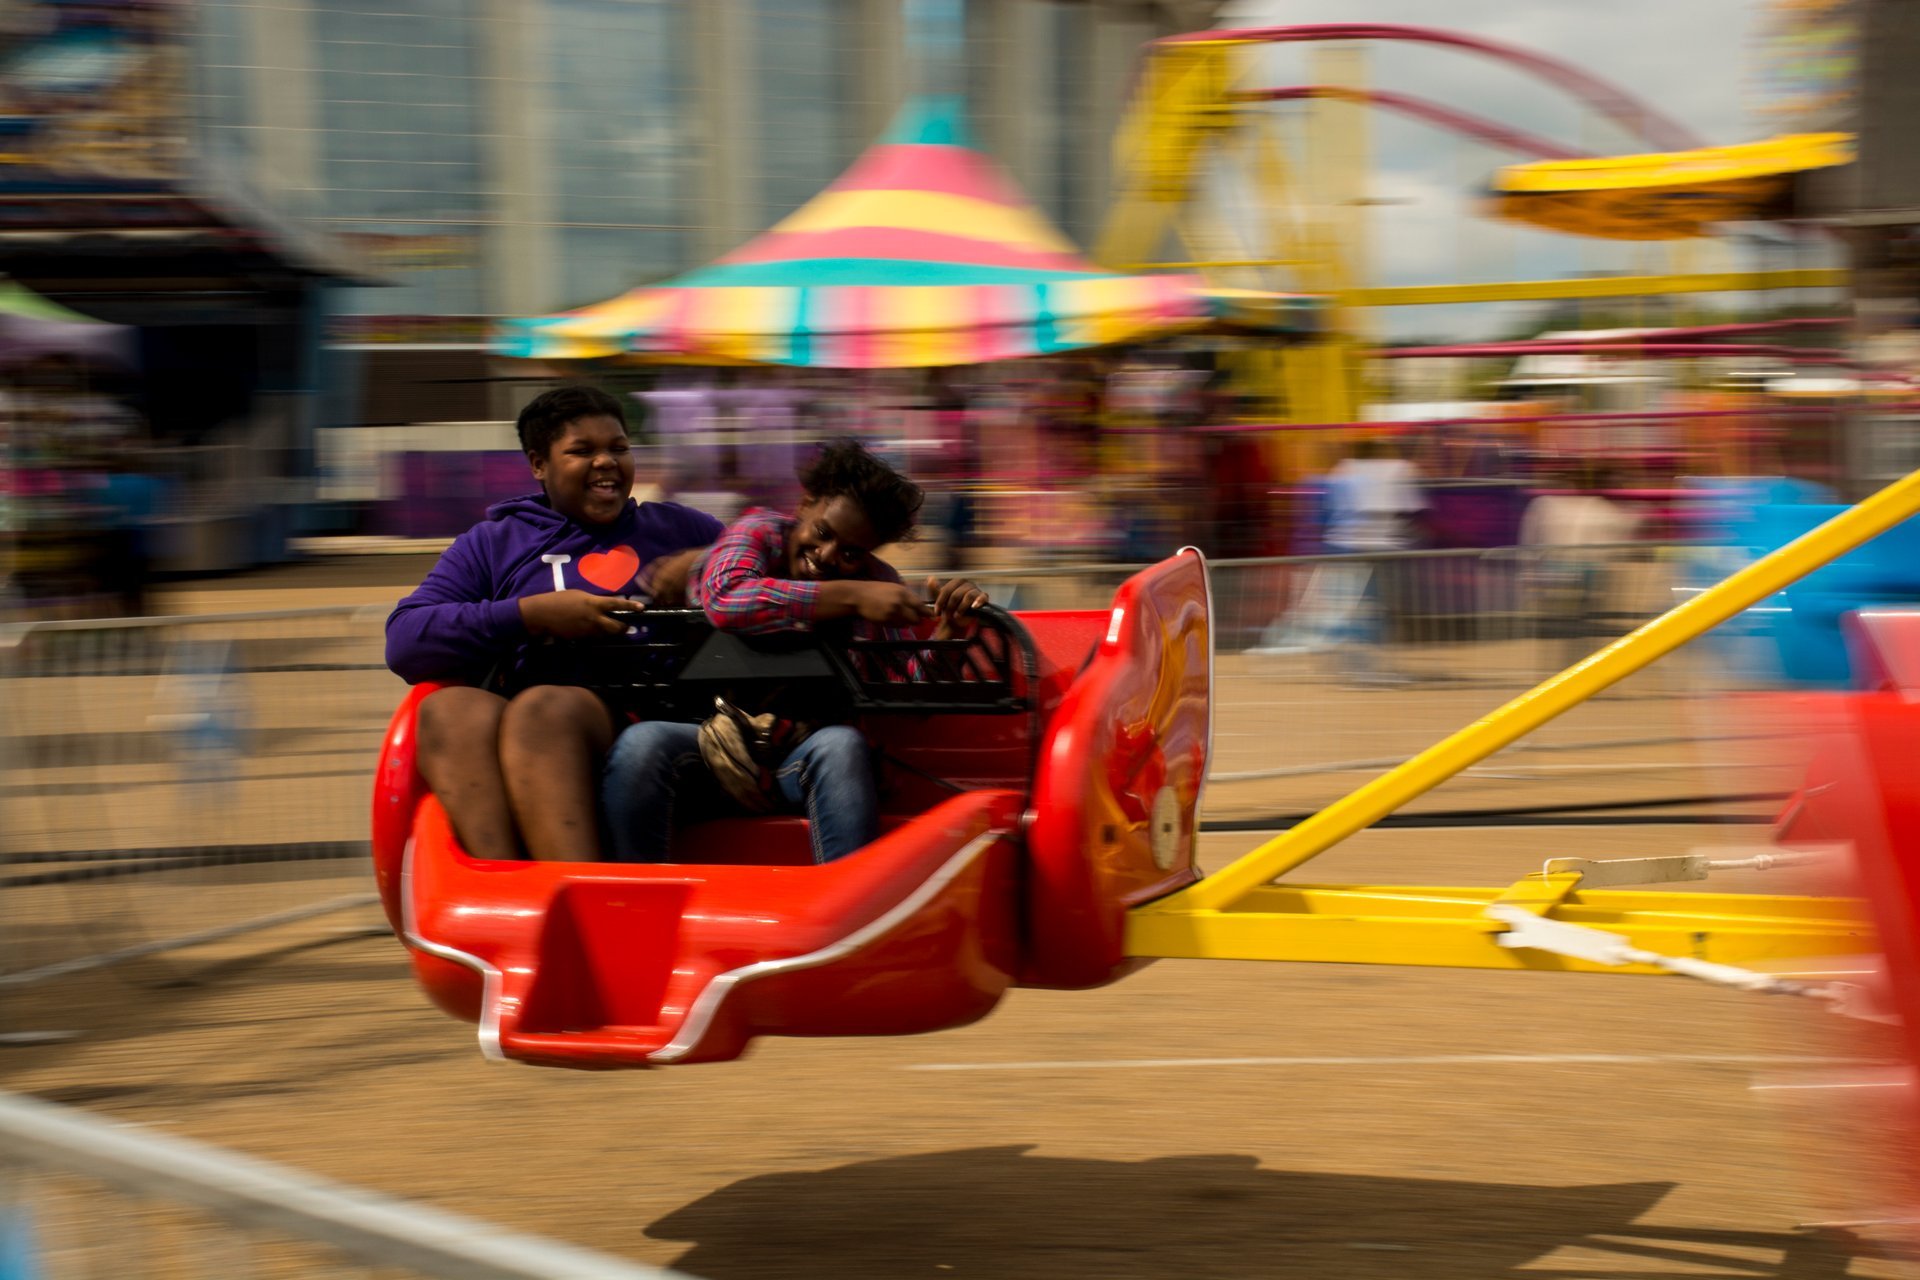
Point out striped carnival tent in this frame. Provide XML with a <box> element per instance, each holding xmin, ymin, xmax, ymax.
<box><xmin>496</xmin><ymin>96</ymin><xmax>1312</xmax><ymax>367</ymax></box>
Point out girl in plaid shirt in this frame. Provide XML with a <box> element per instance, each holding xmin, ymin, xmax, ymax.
<box><xmin>601</xmin><ymin>439</ymin><xmax>982</xmax><ymax>864</ymax></box>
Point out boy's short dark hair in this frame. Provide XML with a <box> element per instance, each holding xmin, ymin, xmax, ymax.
<box><xmin>799</xmin><ymin>437</ymin><xmax>925</xmax><ymax>545</ymax></box>
<box><xmin>516</xmin><ymin>386</ymin><xmax>627</xmax><ymax>457</ymax></box>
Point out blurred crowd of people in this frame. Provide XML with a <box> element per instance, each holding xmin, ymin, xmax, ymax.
<box><xmin>8</xmin><ymin>330</ymin><xmax>1852</xmax><ymax>626</ymax></box>
<box><xmin>619</xmin><ymin>348</ymin><xmax>1282</xmax><ymax>573</ymax></box>
<box><xmin>1</xmin><ymin>355</ymin><xmax>169</xmax><ymax>618</ymax></box>
<box><xmin>613</xmin><ymin>353</ymin><xmax>1801</xmax><ymax>577</ymax></box>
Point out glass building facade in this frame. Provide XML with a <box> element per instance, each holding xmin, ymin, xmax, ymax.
<box><xmin>311</xmin><ymin>0</ymin><xmax>489</xmax><ymax>316</ymax></box>
<box><xmin>187</xmin><ymin>0</ymin><xmax>1211</xmax><ymax>329</ymax></box>
<box><xmin>192</xmin><ymin>1</ymin><xmax>254</xmax><ymax>172</ymax></box>
<box><xmin>755</xmin><ymin>0</ymin><xmax>858</xmax><ymax>223</ymax></box>
<box><xmin>544</xmin><ymin>0</ymin><xmax>695</xmax><ymax>309</ymax></box>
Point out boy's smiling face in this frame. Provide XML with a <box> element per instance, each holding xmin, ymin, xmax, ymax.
<box><xmin>788</xmin><ymin>494</ymin><xmax>881</xmax><ymax>581</ymax></box>
<box><xmin>530</xmin><ymin>413</ymin><xmax>633</xmax><ymax>526</ymax></box>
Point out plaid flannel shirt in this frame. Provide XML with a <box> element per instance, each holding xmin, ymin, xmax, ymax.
<box><xmin>691</xmin><ymin>508</ymin><xmax>921</xmax><ymax>647</ymax></box>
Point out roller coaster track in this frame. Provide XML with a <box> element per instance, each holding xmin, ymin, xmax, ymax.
<box><xmin>1242</xmin><ymin>86</ymin><xmax>1588</xmax><ymax>161</ymax></box>
<box><xmin>1165</xmin><ymin>22</ymin><xmax>1706</xmax><ymax>153</ymax></box>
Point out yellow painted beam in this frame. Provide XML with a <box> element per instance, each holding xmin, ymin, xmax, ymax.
<box><xmin>1134</xmin><ymin>465</ymin><xmax>1920</xmax><ymax>921</ymax></box>
<box><xmin>1115</xmin><ymin>259</ymin><xmax>1350</xmax><ymax>269</ymax></box>
<box><xmin>1126</xmin><ymin>884</ymin><xmax>1869</xmax><ymax>972</ymax></box>
<box><xmin>1488</xmin><ymin>871</ymin><xmax>1584</xmax><ymax>918</ymax></box>
<box><xmin>1094</xmin><ymin>42</ymin><xmax>1240</xmax><ymax>269</ymax></box>
<box><xmin>1347</xmin><ymin>269</ymin><xmax>1848</xmax><ymax>306</ymax></box>
<box><xmin>1107</xmin><ymin>267</ymin><xmax>1847</xmax><ymax>302</ymax></box>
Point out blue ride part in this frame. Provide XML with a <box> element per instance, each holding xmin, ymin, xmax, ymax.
<box><xmin>0</xmin><ymin>1205</ymin><xmax>42</xmax><ymax>1280</ymax></box>
<box><xmin>1696</xmin><ymin>477</ymin><xmax>1920</xmax><ymax>688</ymax></box>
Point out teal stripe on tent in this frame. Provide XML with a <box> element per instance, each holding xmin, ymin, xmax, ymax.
<box><xmin>491</xmin><ymin>315</ymin><xmax>569</xmax><ymax>358</ymax></box>
<box><xmin>880</xmin><ymin>93</ymin><xmax>971</xmax><ymax>147</ymax></box>
<box><xmin>1030</xmin><ymin>283</ymin><xmax>1061</xmax><ymax>355</ymax></box>
<box><xmin>790</xmin><ymin>287</ymin><xmax>814</xmax><ymax>365</ymax></box>
<box><xmin>491</xmin><ymin>320</ymin><xmax>537</xmax><ymax>359</ymax></box>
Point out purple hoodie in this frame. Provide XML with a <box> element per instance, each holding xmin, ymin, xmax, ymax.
<box><xmin>385</xmin><ymin>493</ymin><xmax>723</xmax><ymax>686</ymax></box>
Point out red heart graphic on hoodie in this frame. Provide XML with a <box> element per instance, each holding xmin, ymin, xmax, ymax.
<box><xmin>577</xmin><ymin>545</ymin><xmax>640</xmax><ymax>591</ymax></box>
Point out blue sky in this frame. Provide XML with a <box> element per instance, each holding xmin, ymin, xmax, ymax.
<box><xmin>1213</xmin><ymin>0</ymin><xmax>1839</xmax><ymax>338</ymax></box>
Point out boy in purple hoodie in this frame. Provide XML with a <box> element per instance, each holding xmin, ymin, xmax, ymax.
<box><xmin>386</xmin><ymin>386</ymin><xmax>722</xmax><ymax>861</ymax></box>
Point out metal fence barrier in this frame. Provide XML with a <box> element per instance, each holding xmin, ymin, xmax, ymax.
<box><xmin>961</xmin><ymin>543</ymin><xmax>1785</xmax><ymax>824</ymax></box>
<box><xmin>0</xmin><ymin>607</ymin><xmax>397</xmax><ymax>985</ymax></box>
<box><xmin>0</xmin><ymin>543</ymin><xmax>1780</xmax><ymax>985</ymax></box>
<box><xmin>0</xmin><ymin>1088</ymin><xmax>688</xmax><ymax>1279</ymax></box>
<box><xmin>1220</xmin><ymin>543</ymin><xmax>1785</xmax><ymax>823</ymax></box>
<box><xmin>962</xmin><ymin>542</ymin><xmax>1692</xmax><ymax>660</ymax></box>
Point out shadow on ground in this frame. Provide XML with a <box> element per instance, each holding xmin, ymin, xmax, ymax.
<box><xmin>649</xmin><ymin>1145</ymin><xmax>1874</xmax><ymax>1280</ymax></box>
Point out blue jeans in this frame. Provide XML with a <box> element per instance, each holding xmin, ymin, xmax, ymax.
<box><xmin>600</xmin><ymin>720</ymin><xmax>878</xmax><ymax>864</ymax></box>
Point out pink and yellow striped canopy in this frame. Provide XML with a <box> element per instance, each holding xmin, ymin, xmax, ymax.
<box><xmin>497</xmin><ymin>98</ymin><xmax>1312</xmax><ymax>367</ymax></box>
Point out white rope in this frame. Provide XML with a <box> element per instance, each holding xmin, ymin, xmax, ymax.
<box><xmin>1705</xmin><ymin>850</ymin><xmax>1816</xmax><ymax>873</ymax></box>
<box><xmin>0</xmin><ymin>893</ymin><xmax>381</xmax><ymax>989</ymax></box>
<box><xmin>1484</xmin><ymin>904</ymin><xmax>1891</xmax><ymax>1022</ymax></box>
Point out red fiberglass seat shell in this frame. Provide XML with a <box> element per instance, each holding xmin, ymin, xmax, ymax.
<box><xmin>404</xmin><ymin>787</ymin><xmax>1023</xmax><ymax>1067</ymax></box>
<box><xmin>371</xmin><ymin>550</ymin><xmax>1213</xmax><ymax>1067</ymax></box>
<box><xmin>1774</xmin><ymin>608</ymin><xmax>1920</xmax><ymax>1217</ymax></box>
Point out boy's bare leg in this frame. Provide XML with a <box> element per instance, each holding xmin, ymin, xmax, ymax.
<box><xmin>415</xmin><ymin>687</ymin><xmax>519</xmax><ymax>860</ymax></box>
<box><xmin>500</xmin><ymin>685</ymin><xmax>618</xmax><ymax>861</ymax></box>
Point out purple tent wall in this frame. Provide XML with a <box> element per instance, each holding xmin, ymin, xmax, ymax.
<box><xmin>375</xmin><ymin>452</ymin><xmax>530</xmax><ymax>537</ymax></box>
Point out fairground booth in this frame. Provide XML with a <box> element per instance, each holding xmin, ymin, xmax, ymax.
<box><xmin>0</xmin><ymin>0</ymin><xmax>369</xmax><ymax>581</ymax></box>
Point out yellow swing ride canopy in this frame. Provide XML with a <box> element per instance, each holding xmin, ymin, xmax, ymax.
<box><xmin>1488</xmin><ymin>132</ymin><xmax>1854</xmax><ymax>240</ymax></box>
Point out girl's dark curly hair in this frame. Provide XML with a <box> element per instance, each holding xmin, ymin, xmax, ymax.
<box><xmin>798</xmin><ymin>437</ymin><xmax>924</xmax><ymax>545</ymax></box>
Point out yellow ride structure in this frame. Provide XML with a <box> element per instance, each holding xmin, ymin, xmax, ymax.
<box><xmin>1126</xmin><ymin>461</ymin><xmax>1920</xmax><ymax>995</ymax></box>
<box><xmin>1096</xmin><ymin>22</ymin><xmax>1891</xmax><ymax>998</ymax></box>
<box><xmin>1491</xmin><ymin>133</ymin><xmax>1856</xmax><ymax>241</ymax></box>
<box><xmin>1096</xmin><ymin>27</ymin><xmax>1857</xmax><ymax>428</ymax></box>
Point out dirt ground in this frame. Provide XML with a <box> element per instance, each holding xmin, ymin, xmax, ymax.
<box><xmin>2</xmin><ymin>824</ymin><xmax>1905</xmax><ymax>1279</ymax></box>
<box><xmin>1</xmin><ymin>555</ymin><xmax>1907</xmax><ymax>1277</ymax></box>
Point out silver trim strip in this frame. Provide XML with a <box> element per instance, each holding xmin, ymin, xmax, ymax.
<box><xmin>0</xmin><ymin>892</ymin><xmax>378</xmax><ymax>989</ymax></box>
<box><xmin>648</xmin><ymin>827</ymin><xmax>1009</xmax><ymax>1064</ymax></box>
<box><xmin>0</xmin><ymin>1089</ymin><xmax>690</xmax><ymax>1278</ymax></box>
<box><xmin>399</xmin><ymin>836</ymin><xmax>507</xmax><ymax>1063</ymax></box>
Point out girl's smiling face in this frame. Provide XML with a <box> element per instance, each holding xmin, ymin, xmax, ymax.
<box><xmin>530</xmin><ymin>413</ymin><xmax>633</xmax><ymax>526</ymax></box>
<box><xmin>787</xmin><ymin>494</ymin><xmax>882</xmax><ymax>580</ymax></box>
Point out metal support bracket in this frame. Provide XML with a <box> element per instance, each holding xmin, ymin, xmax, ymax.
<box><xmin>1541</xmin><ymin>855</ymin><xmax>1711</xmax><ymax>887</ymax></box>
<box><xmin>1541</xmin><ymin>845</ymin><xmax>1840</xmax><ymax>888</ymax></box>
